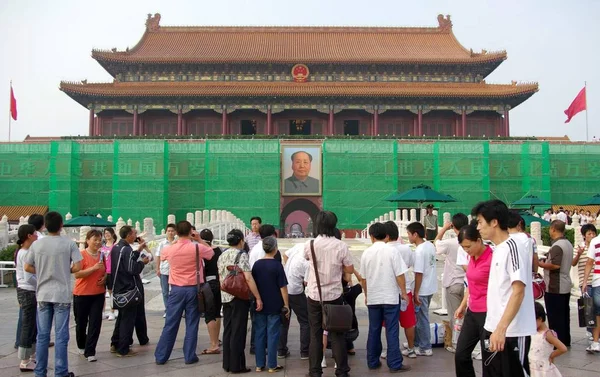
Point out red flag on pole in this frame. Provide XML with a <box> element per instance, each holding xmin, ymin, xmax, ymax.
<box><xmin>564</xmin><ymin>87</ymin><xmax>586</xmax><ymax>123</ymax></box>
<box><xmin>9</xmin><ymin>84</ymin><xmax>17</xmax><ymax>121</ymax></box>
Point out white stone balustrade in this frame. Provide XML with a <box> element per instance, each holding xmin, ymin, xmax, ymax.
<box><xmin>530</xmin><ymin>221</ymin><xmax>542</xmax><ymax>247</ymax></box>
<box><xmin>167</xmin><ymin>214</ymin><xmax>176</xmax><ymax>225</ymax></box>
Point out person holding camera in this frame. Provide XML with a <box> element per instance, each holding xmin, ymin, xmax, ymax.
<box><xmin>109</xmin><ymin>226</ymin><xmax>150</xmax><ymax>357</ymax></box>
<box><xmin>252</xmin><ymin>236</ymin><xmax>289</xmax><ymax>372</ymax></box>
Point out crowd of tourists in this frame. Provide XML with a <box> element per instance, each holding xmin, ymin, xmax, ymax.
<box><xmin>542</xmin><ymin>207</ymin><xmax>599</xmax><ymax>225</ymax></box>
<box><xmin>11</xmin><ymin>199</ymin><xmax>600</xmax><ymax>377</ymax></box>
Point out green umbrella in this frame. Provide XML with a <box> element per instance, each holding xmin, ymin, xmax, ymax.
<box><xmin>577</xmin><ymin>194</ymin><xmax>600</xmax><ymax>206</ymax></box>
<box><xmin>63</xmin><ymin>215</ymin><xmax>116</xmax><ymax>228</ymax></box>
<box><xmin>385</xmin><ymin>184</ymin><xmax>457</xmax><ymax>208</ymax></box>
<box><xmin>519</xmin><ymin>213</ymin><xmax>550</xmax><ymax>227</ymax></box>
<box><xmin>511</xmin><ymin>195</ymin><xmax>552</xmax><ymax>207</ymax></box>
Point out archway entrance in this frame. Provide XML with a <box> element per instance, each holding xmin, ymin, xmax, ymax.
<box><xmin>279</xmin><ymin>198</ymin><xmax>321</xmax><ymax>238</ymax></box>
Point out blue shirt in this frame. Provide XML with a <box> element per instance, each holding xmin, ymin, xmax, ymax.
<box><xmin>252</xmin><ymin>259</ymin><xmax>288</xmax><ymax>314</ymax></box>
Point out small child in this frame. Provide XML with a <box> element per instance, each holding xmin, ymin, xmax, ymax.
<box><xmin>528</xmin><ymin>302</ymin><xmax>567</xmax><ymax>377</ymax></box>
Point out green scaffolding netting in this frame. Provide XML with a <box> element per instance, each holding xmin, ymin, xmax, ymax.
<box><xmin>1</xmin><ymin>140</ymin><xmax>600</xmax><ymax>230</ymax></box>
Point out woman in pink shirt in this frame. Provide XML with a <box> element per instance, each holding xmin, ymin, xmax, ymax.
<box><xmin>453</xmin><ymin>225</ymin><xmax>493</xmax><ymax>377</ymax></box>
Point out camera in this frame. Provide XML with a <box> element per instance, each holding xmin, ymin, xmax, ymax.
<box><xmin>484</xmin><ymin>339</ymin><xmax>491</xmax><ymax>351</ymax></box>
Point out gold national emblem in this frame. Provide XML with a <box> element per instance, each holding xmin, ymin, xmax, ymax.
<box><xmin>292</xmin><ymin>64</ymin><xmax>309</xmax><ymax>83</ymax></box>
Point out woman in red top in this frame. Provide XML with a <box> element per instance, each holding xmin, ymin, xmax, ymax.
<box><xmin>453</xmin><ymin>225</ymin><xmax>493</xmax><ymax>377</ymax></box>
<box><xmin>73</xmin><ymin>230</ymin><xmax>107</xmax><ymax>362</ymax></box>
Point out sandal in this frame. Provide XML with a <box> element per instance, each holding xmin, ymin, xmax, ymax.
<box><xmin>268</xmin><ymin>366</ymin><xmax>284</xmax><ymax>373</ymax></box>
<box><xmin>20</xmin><ymin>360</ymin><xmax>36</xmax><ymax>372</ymax></box>
<box><xmin>201</xmin><ymin>348</ymin><xmax>221</xmax><ymax>355</ymax></box>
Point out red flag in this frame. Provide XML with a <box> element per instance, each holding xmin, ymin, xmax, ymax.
<box><xmin>9</xmin><ymin>85</ymin><xmax>17</xmax><ymax>121</ymax></box>
<box><xmin>564</xmin><ymin>87</ymin><xmax>586</xmax><ymax>123</ymax></box>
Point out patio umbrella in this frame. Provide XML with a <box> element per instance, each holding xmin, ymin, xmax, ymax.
<box><xmin>519</xmin><ymin>213</ymin><xmax>550</xmax><ymax>227</ymax></box>
<box><xmin>578</xmin><ymin>194</ymin><xmax>600</xmax><ymax>206</ymax></box>
<box><xmin>385</xmin><ymin>184</ymin><xmax>457</xmax><ymax>209</ymax></box>
<box><xmin>511</xmin><ymin>195</ymin><xmax>552</xmax><ymax>207</ymax></box>
<box><xmin>63</xmin><ymin>215</ymin><xmax>116</xmax><ymax>228</ymax></box>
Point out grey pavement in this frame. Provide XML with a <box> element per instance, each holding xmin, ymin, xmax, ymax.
<box><xmin>0</xmin><ymin>270</ymin><xmax>599</xmax><ymax>376</ymax></box>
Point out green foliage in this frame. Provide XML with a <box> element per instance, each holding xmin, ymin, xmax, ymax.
<box><xmin>0</xmin><ymin>244</ymin><xmax>17</xmax><ymax>262</ymax></box>
<box><xmin>525</xmin><ymin>226</ymin><xmax>575</xmax><ymax>246</ymax></box>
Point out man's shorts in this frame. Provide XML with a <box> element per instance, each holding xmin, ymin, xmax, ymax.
<box><xmin>399</xmin><ymin>292</ymin><xmax>417</xmax><ymax>329</ymax></box>
<box><xmin>592</xmin><ymin>285</ymin><xmax>600</xmax><ymax>316</ymax></box>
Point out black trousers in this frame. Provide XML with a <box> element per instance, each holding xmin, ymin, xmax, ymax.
<box><xmin>249</xmin><ymin>299</ymin><xmax>256</xmax><ymax>352</ymax></box>
<box><xmin>544</xmin><ymin>292</ymin><xmax>571</xmax><ymax>346</ymax></box>
<box><xmin>111</xmin><ymin>304</ymin><xmax>138</xmax><ymax>355</ymax></box>
<box><xmin>307</xmin><ymin>297</ymin><xmax>350</xmax><ymax>377</ymax></box>
<box><xmin>455</xmin><ymin>309</ymin><xmax>486</xmax><ymax>377</ymax></box>
<box><xmin>222</xmin><ymin>298</ymin><xmax>250</xmax><ymax>373</ymax></box>
<box><xmin>133</xmin><ymin>291</ymin><xmax>149</xmax><ymax>345</ymax></box>
<box><xmin>279</xmin><ymin>292</ymin><xmax>310</xmax><ymax>356</ymax></box>
<box><xmin>73</xmin><ymin>293</ymin><xmax>105</xmax><ymax>357</ymax></box>
<box><xmin>482</xmin><ymin>331</ymin><xmax>531</xmax><ymax>377</ymax></box>
<box><xmin>17</xmin><ymin>288</ymin><xmax>37</xmax><ymax>359</ymax></box>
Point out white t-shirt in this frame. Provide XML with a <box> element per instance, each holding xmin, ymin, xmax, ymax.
<box><xmin>360</xmin><ymin>241</ymin><xmax>408</xmax><ymax>305</ymax></box>
<box><xmin>249</xmin><ymin>240</ymin><xmax>265</xmax><ymax>269</ymax></box>
<box><xmin>155</xmin><ymin>238</ymin><xmax>173</xmax><ymax>275</ymax></box>
<box><xmin>35</xmin><ymin>231</ymin><xmax>45</xmax><ymax>239</ymax></box>
<box><xmin>587</xmin><ymin>235</ymin><xmax>600</xmax><ymax>287</ymax></box>
<box><xmin>456</xmin><ymin>246</ymin><xmax>469</xmax><ymax>266</ymax></box>
<box><xmin>556</xmin><ymin>212</ymin><xmax>567</xmax><ymax>223</ymax></box>
<box><xmin>284</xmin><ymin>243</ymin><xmax>310</xmax><ymax>295</ymax></box>
<box><xmin>389</xmin><ymin>241</ymin><xmax>415</xmax><ymax>293</ymax></box>
<box><xmin>413</xmin><ymin>241</ymin><xmax>437</xmax><ymax>296</ymax></box>
<box><xmin>435</xmin><ymin>237</ymin><xmax>466</xmax><ymax>288</ymax></box>
<box><xmin>16</xmin><ymin>248</ymin><xmax>36</xmax><ymax>291</ymax></box>
<box><xmin>484</xmin><ymin>237</ymin><xmax>536</xmax><ymax>337</ymax></box>
<box><xmin>510</xmin><ymin>232</ymin><xmax>534</xmax><ymax>263</ymax></box>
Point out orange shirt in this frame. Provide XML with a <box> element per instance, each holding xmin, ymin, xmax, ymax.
<box><xmin>73</xmin><ymin>250</ymin><xmax>106</xmax><ymax>296</ymax></box>
<box><xmin>161</xmin><ymin>239</ymin><xmax>214</xmax><ymax>287</ymax></box>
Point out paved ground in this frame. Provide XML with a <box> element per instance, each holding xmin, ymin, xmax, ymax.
<box><xmin>0</xmin><ymin>252</ymin><xmax>599</xmax><ymax>376</ymax></box>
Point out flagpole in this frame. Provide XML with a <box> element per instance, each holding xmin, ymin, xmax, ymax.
<box><xmin>8</xmin><ymin>80</ymin><xmax>11</xmax><ymax>142</ymax></box>
<box><xmin>585</xmin><ymin>81</ymin><xmax>589</xmax><ymax>142</ymax></box>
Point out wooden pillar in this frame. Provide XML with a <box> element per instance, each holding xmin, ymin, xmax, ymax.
<box><xmin>461</xmin><ymin>109</ymin><xmax>467</xmax><ymax>137</ymax></box>
<box><xmin>267</xmin><ymin>106</ymin><xmax>272</xmax><ymax>135</ymax></box>
<box><xmin>329</xmin><ymin>109</ymin><xmax>334</xmax><ymax>135</ymax></box>
<box><xmin>132</xmin><ymin>108</ymin><xmax>138</xmax><ymax>136</ymax></box>
<box><xmin>413</xmin><ymin>116</ymin><xmax>418</xmax><ymax>136</ymax></box>
<box><xmin>373</xmin><ymin>108</ymin><xmax>379</xmax><ymax>136</ymax></box>
<box><xmin>454</xmin><ymin>115</ymin><xmax>460</xmax><ymax>137</ymax></box>
<box><xmin>94</xmin><ymin>116</ymin><xmax>100</xmax><ymax>136</ymax></box>
<box><xmin>182</xmin><ymin>117</ymin><xmax>187</xmax><ymax>135</ymax></box>
<box><xmin>177</xmin><ymin>108</ymin><xmax>183</xmax><ymax>135</ymax></box>
<box><xmin>417</xmin><ymin>108</ymin><xmax>423</xmax><ymax>137</ymax></box>
<box><xmin>504</xmin><ymin>109</ymin><xmax>510</xmax><ymax>137</ymax></box>
<box><xmin>221</xmin><ymin>110</ymin><xmax>227</xmax><ymax>135</ymax></box>
<box><xmin>88</xmin><ymin>108</ymin><xmax>94</xmax><ymax>136</ymax></box>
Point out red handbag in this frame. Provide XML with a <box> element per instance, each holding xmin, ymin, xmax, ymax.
<box><xmin>532</xmin><ymin>272</ymin><xmax>546</xmax><ymax>300</ymax></box>
<box><xmin>220</xmin><ymin>251</ymin><xmax>250</xmax><ymax>301</ymax></box>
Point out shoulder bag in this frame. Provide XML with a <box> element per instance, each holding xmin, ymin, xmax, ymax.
<box><xmin>221</xmin><ymin>250</ymin><xmax>250</xmax><ymax>300</ymax></box>
<box><xmin>532</xmin><ymin>272</ymin><xmax>546</xmax><ymax>300</ymax></box>
<box><xmin>196</xmin><ymin>244</ymin><xmax>215</xmax><ymax>313</ymax></box>
<box><xmin>310</xmin><ymin>240</ymin><xmax>353</xmax><ymax>333</ymax></box>
<box><xmin>112</xmin><ymin>247</ymin><xmax>142</xmax><ymax>309</ymax></box>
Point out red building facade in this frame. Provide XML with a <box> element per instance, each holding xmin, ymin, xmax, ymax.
<box><xmin>61</xmin><ymin>14</ymin><xmax>537</xmax><ymax>138</ymax></box>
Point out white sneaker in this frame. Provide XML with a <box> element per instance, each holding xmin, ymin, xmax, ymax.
<box><xmin>402</xmin><ymin>342</ymin><xmax>409</xmax><ymax>349</ymax></box>
<box><xmin>586</xmin><ymin>341</ymin><xmax>600</xmax><ymax>353</ymax></box>
<box><xmin>87</xmin><ymin>356</ymin><xmax>97</xmax><ymax>362</ymax></box>
<box><xmin>107</xmin><ymin>312</ymin><xmax>115</xmax><ymax>321</ymax></box>
<box><xmin>321</xmin><ymin>356</ymin><xmax>327</xmax><ymax>368</ymax></box>
<box><xmin>380</xmin><ymin>350</ymin><xmax>387</xmax><ymax>359</ymax></box>
<box><xmin>401</xmin><ymin>348</ymin><xmax>417</xmax><ymax>358</ymax></box>
<box><xmin>587</xmin><ymin>331</ymin><xmax>594</xmax><ymax>342</ymax></box>
<box><xmin>78</xmin><ymin>349</ymin><xmax>85</xmax><ymax>355</ymax></box>
<box><xmin>446</xmin><ymin>346</ymin><xmax>456</xmax><ymax>353</ymax></box>
<box><xmin>142</xmin><ymin>279</ymin><xmax>151</xmax><ymax>284</ymax></box>
<box><xmin>334</xmin><ymin>363</ymin><xmax>337</xmax><ymax>369</ymax></box>
<box><xmin>415</xmin><ymin>348</ymin><xmax>433</xmax><ymax>356</ymax></box>
<box><xmin>105</xmin><ymin>292</ymin><xmax>110</xmax><ymax>298</ymax></box>
<box><xmin>472</xmin><ymin>351</ymin><xmax>482</xmax><ymax>360</ymax></box>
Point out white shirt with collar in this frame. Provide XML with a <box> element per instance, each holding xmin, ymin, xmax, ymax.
<box><xmin>284</xmin><ymin>243</ymin><xmax>310</xmax><ymax>295</ymax></box>
<box><xmin>249</xmin><ymin>240</ymin><xmax>264</xmax><ymax>269</ymax></box>
<box><xmin>388</xmin><ymin>240</ymin><xmax>415</xmax><ymax>293</ymax></box>
<box><xmin>360</xmin><ymin>241</ymin><xmax>408</xmax><ymax>305</ymax></box>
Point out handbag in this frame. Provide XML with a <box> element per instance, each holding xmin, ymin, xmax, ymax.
<box><xmin>532</xmin><ymin>272</ymin><xmax>546</xmax><ymax>300</ymax></box>
<box><xmin>196</xmin><ymin>244</ymin><xmax>215</xmax><ymax>314</ymax></box>
<box><xmin>578</xmin><ymin>294</ymin><xmax>597</xmax><ymax>328</ymax></box>
<box><xmin>220</xmin><ymin>251</ymin><xmax>250</xmax><ymax>300</ymax></box>
<box><xmin>310</xmin><ymin>240</ymin><xmax>353</xmax><ymax>333</ymax></box>
<box><xmin>112</xmin><ymin>247</ymin><xmax>142</xmax><ymax>309</ymax></box>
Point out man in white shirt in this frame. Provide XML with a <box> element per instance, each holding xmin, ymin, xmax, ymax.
<box><xmin>28</xmin><ymin>214</ymin><xmax>45</xmax><ymax>239</ymax></box>
<box><xmin>360</xmin><ymin>223</ymin><xmax>410</xmax><ymax>373</ymax></box>
<box><xmin>385</xmin><ymin>221</ymin><xmax>418</xmax><ymax>359</ymax></box>
<box><xmin>582</xmin><ymin>232</ymin><xmax>600</xmax><ymax>352</ymax></box>
<box><xmin>556</xmin><ymin>207</ymin><xmax>568</xmax><ymax>223</ymax></box>
<box><xmin>472</xmin><ymin>200</ymin><xmax>535</xmax><ymax>377</ymax></box>
<box><xmin>245</xmin><ymin>216</ymin><xmax>262</xmax><ymax>251</ymax></box>
<box><xmin>407</xmin><ymin>222</ymin><xmax>437</xmax><ymax>357</ymax></box>
<box><xmin>278</xmin><ymin>242</ymin><xmax>310</xmax><ymax>359</ymax></box>
<box><xmin>434</xmin><ymin>213</ymin><xmax>468</xmax><ymax>352</ymax></box>
<box><xmin>155</xmin><ymin>223</ymin><xmax>176</xmax><ymax>318</ymax></box>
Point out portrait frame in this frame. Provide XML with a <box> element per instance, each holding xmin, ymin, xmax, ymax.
<box><xmin>281</xmin><ymin>144</ymin><xmax>322</xmax><ymax>196</ymax></box>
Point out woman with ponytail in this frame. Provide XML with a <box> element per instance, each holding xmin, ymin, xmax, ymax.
<box><xmin>73</xmin><ymin>229</ymin><xmax>107</xmax><ymax>362</ymax></box>
<box><xmin>15</xmin><ymin>224</ymin><xmax>38</xmax><ymax>371</ymax></box>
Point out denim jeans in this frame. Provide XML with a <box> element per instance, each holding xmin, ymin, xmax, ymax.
<box><xmin>15</xmin><ymin>306</ymin><xmax>23</xmax><ymax>349</ymax></box>
<box><xmin>154</xmin><ymin>285</ymin><xmax>200</xmax><ymax>364</ymax></box>
<box><xmin>159</xmin><ymin>274</ymin><xmax>170</xmax><ymax>313</ymax></box>
<box><xmin>35</xmin><ymin>302</ymin><xmax>71</xmax><ymax>377</ymax></box>
<box><xmin>414</xmin><ymin>294</ymin><xmax>432</xmax><ymax>351</ymax></box>
<box><xmin>254</xmin><ymin>312</ymin><xmax>281</xmax><ymax>369</ymax></box>
<box><xmin>367</xmin><ymin>304</ymin><xmax>403</xmax><ymax>370</ymax></box>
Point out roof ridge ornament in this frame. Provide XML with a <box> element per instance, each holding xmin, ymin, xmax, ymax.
<box><xmin>437</xmin><ymin>14</ymin><xmax>452</xmax><ymax>32</ymax></box>
<box><xmin>146</xmin><ymin>13</ymin><xmax>161</xmax><ymax>32</ymax></box>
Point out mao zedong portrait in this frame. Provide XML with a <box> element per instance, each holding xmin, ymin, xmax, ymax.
<box><xmin>284</xmin><ymin>151</ymin><xmax>320</xmax><ymax>194</ymax></box>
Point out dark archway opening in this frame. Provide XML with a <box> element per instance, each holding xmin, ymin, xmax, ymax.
<box><xmin>279</xmin><ymin>198</ymin><xmax>321</xmax><ymax>238</ymax></box>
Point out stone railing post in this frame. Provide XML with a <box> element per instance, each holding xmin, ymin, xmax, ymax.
<box><xmin>116</xmin><ymin>217</ymin><xmax>126</xmax><ymax>239</ymax></box>
<box><xmin>195</xmin><ymin>211</ymin><xmax>202</xmax><ymax>230</ymax></box>
<box><xmin>167</xmin><ymin>214</ymin><xmax>176</xmax><ymax>225</ymax></box>
<box><xmin>402</xmin><ymin>209</ymin><xmax>408</xmax><ymax>222</ymax></box>
<box><xmin>443</xmin><ymin>212</ymin><xmax>451</xmax><ymax>226</ymax></box>
<box><xmin>79</xmin><ymin>226</ymin><xmax>91</xmax><ymax>250</ymax></box>
<box><xmin>65</xmin><ymin>212</ymin><xmax>73</xmax><ymax>221</ymax></box>
<box><xmin>410</xmin><ymin>209</ymin><xmax>417</xmax><ymax>223</ymax></box>
<box><xmin>530</xmin><ymin>221</ymin><xmax>542</xmax><ymax>247</ymax></box>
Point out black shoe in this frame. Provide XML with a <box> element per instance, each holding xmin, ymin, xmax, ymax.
<box><xmin>60</xmin><ymin>373</ymin><xmax>75</xmax><ymax>377</ymax></box>
<box><xmin>185</xmin><ymin>356</ymin><xmax>199</xmax><ymax>365</ymax></box>
<box><xmin>390</xmin><ymin>365</ymin><xmax>412</xmax><ymax>373</ymax></box>
<box><xmin>369</xmin><ymin>362</ymin><xmax>382</xmax><ymax>370</ymax></box>
<box><xmin>277</xmin><ymin>351</ymin><xmax>290</xmax><ymax>359</ymax></box>
<box><xmin>300</xmin><ymin>353</ymin><xmax>309</xmax><ymax>360</ymax></box>
<box><xmin>231</xmin><ymin>368</ymin><xmax>251</xmax><ymax>374</ymax></box>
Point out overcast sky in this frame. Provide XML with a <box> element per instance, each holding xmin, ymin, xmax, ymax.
<box><xmin>1</xmin><ymin>0</ymin><xmax>598</xmax><ymax>141</ymax></box>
